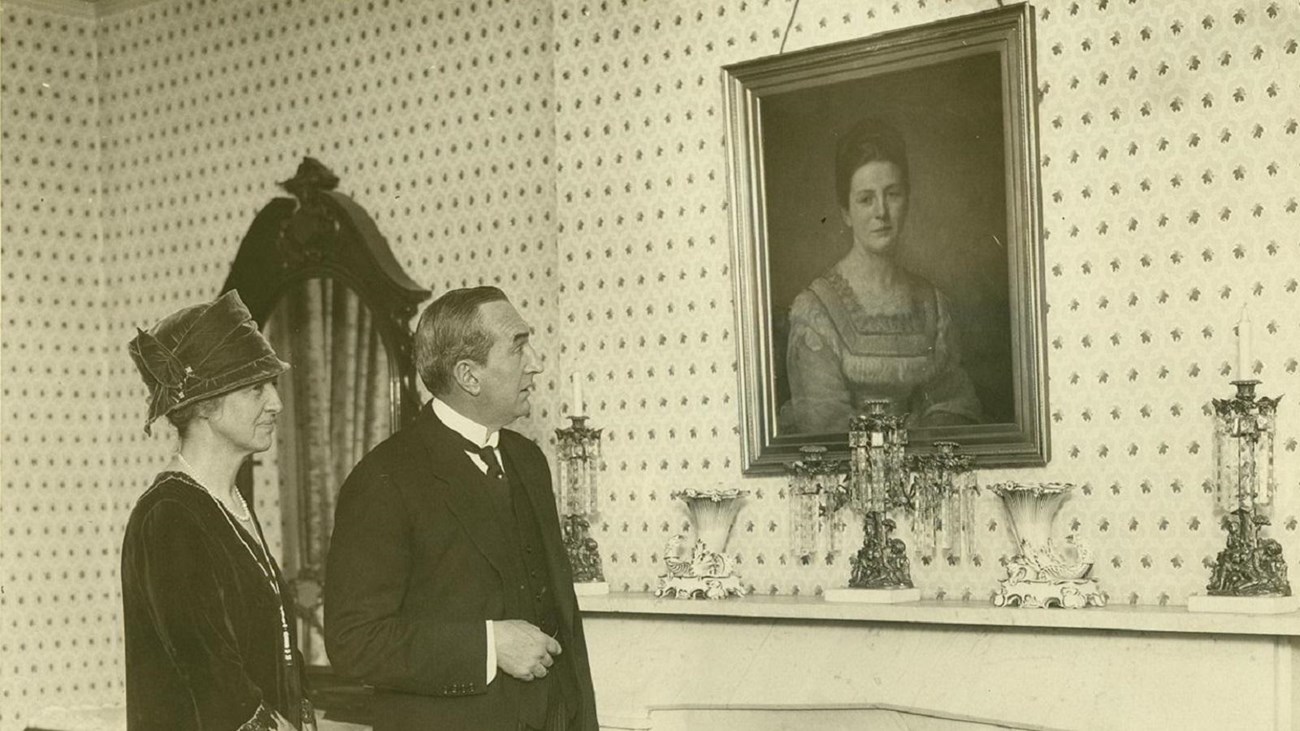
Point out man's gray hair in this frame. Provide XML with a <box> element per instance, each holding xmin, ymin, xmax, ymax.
<box><xmin>414</xmin><ymin>286</ymin><xmax>509</xmax><ymax>396</ymax></box>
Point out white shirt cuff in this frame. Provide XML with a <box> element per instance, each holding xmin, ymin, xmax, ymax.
<box><xmin>486</xmin><ymin>619</ymin><xmax>497</xmax><ymax>684</ymax></box>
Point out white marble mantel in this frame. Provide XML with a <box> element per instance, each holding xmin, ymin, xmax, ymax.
<box><xmin>578</xmin><ymin>593</ymin><xmax>1300</xmax><ymax>731</ymax></box>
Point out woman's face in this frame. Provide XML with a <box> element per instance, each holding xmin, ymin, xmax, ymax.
<box><xmin>840</xmin><ymin>160</ymin><xmax>908</xmax><ymax>255</ymax></box>
<box><xmin>207</xmin><ymin>380</ymin><xmax>282</xmax><ymax>455</ymax></box>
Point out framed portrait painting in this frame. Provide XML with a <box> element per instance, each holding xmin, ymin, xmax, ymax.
<box><xmin>724</xmin><ymin>4</ymin><xmax>1048</xmax><ymax>474</ymax></box>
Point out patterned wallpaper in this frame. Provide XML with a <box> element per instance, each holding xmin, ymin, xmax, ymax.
<box><xmin>1</xmin><ymin>0</ymin><xmax>1298</xmax><ymax>727</ymax></box>
<box><xmin>93</xmin><ymin>0</ymin><xmax>561</xmax><ymax>595</ymax></box>
<box><xmin>0</xmin><ymin>3</ymin><xmax>117</xmax><ymax>727</ymax></box>
<box><xmin>550</xmin><ymin>0</ymin><xmax>1300</xmax><ymax>605</ymax></box>
<box><xmin>4</xmin><ymin>0</ymin><xmax>560</xmax><ymax>726</ymax></box>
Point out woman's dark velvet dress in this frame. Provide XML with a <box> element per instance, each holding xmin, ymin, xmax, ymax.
<box><xmin>122</xmin><ymin>472</ymin><xmax>309</xmax><ymax>730</ymax></box>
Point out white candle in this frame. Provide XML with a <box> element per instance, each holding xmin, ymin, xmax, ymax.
<box><xmin>1237</xmin><ymin>307</ymin><xmax>1252</xmax><ymax>378</ymax></box>
<box><xmin>572</xmin><ymin>374</ymin><xmax>585</xmax><ymax>416</ymax></box>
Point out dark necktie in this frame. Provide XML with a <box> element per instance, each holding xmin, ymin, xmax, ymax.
<box><xmin>447</xmin><ymin>429</ymin><xmax>512</xmax><ymax>506</ymax></box>
<box><xmin>476</xmin><ymin>443</ymin><xmax>505</xmax><ymax>482</ymax></box>
<box><xmin>445</xmin><ymin>428</ymin><xmax>504</xmax><ymax>478</ymax></box>
<box><xmin>475</xmin><ymin>444</ymin><xmax>512</xmax><ymax>509</ymax></box>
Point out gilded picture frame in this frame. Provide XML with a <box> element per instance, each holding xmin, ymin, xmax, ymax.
<box><xmin>724</xmin><ymin>4</ymin><xmax>1048</xmax><ymax>474</ymax></box>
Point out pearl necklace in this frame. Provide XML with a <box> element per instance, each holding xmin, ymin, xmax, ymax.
<box><xmin>175</xmin><ymin>453</ymin><xmax>252</xmax><ymax>522</ymax></box>
<box><xmin>172</xmin><ymin>453</ymin><xmax>296</xmax><ymax>670</ymax></box>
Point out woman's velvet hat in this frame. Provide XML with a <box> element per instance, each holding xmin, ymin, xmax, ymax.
<box><xmin>128</xmin><ymin>291</ymin><xmax>289</xmax><ymax>434</ymax></box>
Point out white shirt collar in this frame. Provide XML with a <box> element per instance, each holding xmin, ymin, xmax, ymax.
<box><xmin>431</xmin><ymin>398</ymin><xmax>499</xmax><ymax>449</ymax></box>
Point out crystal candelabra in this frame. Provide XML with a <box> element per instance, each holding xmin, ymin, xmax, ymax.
<box><xmin>555</xmin><ymin>414</ymin><xmax>606</xmax><ymax>591</ymax></box>
<box><xmin>786</xmin><ymin>445</ymin><xmax>848</xmax><ymax>563</ymax></box>
<box><xmin>842</xmin><ymin>402</ymin><xmax>913</xmax><ymax>590</ymax></box>
<box><xmin>785</xmin><ymin>403</ymin><xmax>981</xmax><ymax>601</ymax></box>
<box><xmin>905</xmin><ymin>441</ymin><xmax>979</xmax><ymax>562</ymax></box>
<box><xmin>1204</xmin><ymin>379</ymin><xmax>1289</xmax><ymax>598</ymax></box>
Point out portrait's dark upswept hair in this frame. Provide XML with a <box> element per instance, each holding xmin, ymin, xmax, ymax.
<box><xmin>415</xmin><ymin>285</ymin><xmax>509</xmax><ymax>395</ymax></box>
<box><xmin>834</xmin><ymin>118</ymin><xmax>910</xmax><ymax>208</ymax></box>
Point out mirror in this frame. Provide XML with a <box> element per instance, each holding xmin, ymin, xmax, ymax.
<box><xmin>223</xmin><ymin>158</ymin><xmax>430</xmax><ymax>720</ymax></box>
<box><xmin>258</xmin><ymin>278</ymin><xmax>396</xmax><ymax>664</ymax></box>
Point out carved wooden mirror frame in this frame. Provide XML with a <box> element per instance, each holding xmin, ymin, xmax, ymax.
<box><xmin>222</xmin><ymin>158</ymin><xmax>429</xmax><ymax>719</ymax></box>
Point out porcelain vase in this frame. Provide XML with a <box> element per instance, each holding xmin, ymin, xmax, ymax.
<box><xmin>989</xmin><ymin>482</ymin><xmax>1105</xmax><ymax>609</ymax></box>
<box><xmin>656</xmin><ymin>488</ymin><xmax>749</xmax><ymax>600</ymax></box>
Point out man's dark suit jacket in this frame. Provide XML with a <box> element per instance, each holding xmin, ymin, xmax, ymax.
<box><xmin>324</xmin><ymin>407</ymin><xmax>599</xmax><ymax>730</ymax></box>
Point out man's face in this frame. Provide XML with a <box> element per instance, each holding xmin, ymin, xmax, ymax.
<box><xmin>472</xmin><ymin>300</ymin><xmax>543</xmax><ymax>428</ymax></box>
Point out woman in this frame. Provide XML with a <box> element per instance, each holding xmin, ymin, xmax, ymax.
<box><xmin>122</xmin><ymin>290</ymin><xmax>315</xmax><ymax>730</ymax></box>
<box><xmin>782</xmin><ymin>118</ymin><xmax>982</xmax><ymax>434</ymax></box>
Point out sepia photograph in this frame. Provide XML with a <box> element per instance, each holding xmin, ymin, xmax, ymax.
<box><xmin>6</xmin><ymin>0</ymin><xmax>1297</xmax><ymax>729</ymax></box>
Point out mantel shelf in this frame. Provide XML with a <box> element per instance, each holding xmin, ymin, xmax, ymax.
<box><xmin>577</xmin><ymin>591</ymin><xmax>1300</xmax><ymax>637</ymax></box>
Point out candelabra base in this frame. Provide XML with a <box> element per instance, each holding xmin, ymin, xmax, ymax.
<box><xmin>993</xmin><ymin>578</ymin><xmax>1106</xmax><ymax>609</ymax></box>
<box><xmin>823</xmin><ymin>587</ymin><xmax>921</xmax><ymax>604</ymax></box>
<box><xmin>845</xmin><ymin>512</ymin><xmax>914</xmax><ymax>590</ymax></box>
<box><xmin>1204</xmin><ymin>510</ymin><xmax>1292</xmax><ymax>597</ymax></box>
<box><xmin>1187</xmin><ymin>593</ymin><xmax>1300</xmax><ymax>614</ymax></box>
<box><xmin>561</xmin><ymin>514</ymin><xmax>606</xmax><ymax>584</ymax></box>
<box><xmin>573</xmin><ymin>581</ymin><xmax>610</xmax><ymax>596</ymax></box>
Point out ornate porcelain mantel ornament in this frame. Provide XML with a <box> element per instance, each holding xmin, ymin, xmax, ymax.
<box><xmin>989</xmin><ymin>482</ymin><xmax>1105</xmax><ymax>609</ymax></box>
<box><xmin>656</xmin><ymin>488</ymin><xmax>750</xmax><ymax>600</ymax></box>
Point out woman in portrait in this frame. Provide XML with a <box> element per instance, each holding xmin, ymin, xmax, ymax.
<box><xmin>782</xmin><ymin>117</ymin><xmax>982</xmax><ymax>434</ymax></box>
<box><xmin>122</xmin><ymin>291</ymin><xmax>315</xmax><ymax>731</ymax></box>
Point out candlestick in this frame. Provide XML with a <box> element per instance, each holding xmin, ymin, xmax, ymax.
<box><xmin>1192</xmin><ymin>378</ymin><xmax>1291</xmax><ymax>611</ymax></box>
<box><xmin>556</xmin><ymin>413</ymin><xmax>605</xmax><ymax>588</ymax></box>
<box><xmin>571</xmin><ymin>373</ymin><xmax>585</xmax><ymax>416</ymax></box>
<box><xmin>1237</xmin><ymin>307</ymin><xmax>1252</xmax><ymax>377</ymax></box>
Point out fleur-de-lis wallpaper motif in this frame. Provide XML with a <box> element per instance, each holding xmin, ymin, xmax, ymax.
<box><xmin>2</xmin><ymin>0</ymin><xmax>1298</xmax><ymax>726</ymax></box>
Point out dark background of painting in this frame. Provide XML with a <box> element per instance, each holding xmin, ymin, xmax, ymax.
<box><xmin>763</xmin><ymin>51</ymin><xmax>1014</xmax><ymax>428</ymax></box>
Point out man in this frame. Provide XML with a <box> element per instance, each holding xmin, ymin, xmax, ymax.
<box><xmin>325</xmin><ymin>287</ymin><xmax>599</xmax><ymax>730</ymax></box>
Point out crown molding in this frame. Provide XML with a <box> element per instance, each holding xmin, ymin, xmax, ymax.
<box><xmin>1</xmin><ymin>0</ymin><xmax>167</xmax><ymax>19</ymax></box>
<box><xmin>1</xmin><ymin>0</ymin><xmax>97</xmax><ymax>19</ymax></box>
<box><xmin>92</xmin><ymin>0</ymin><xmax>167</xmax><ymax>16</ymax></box>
